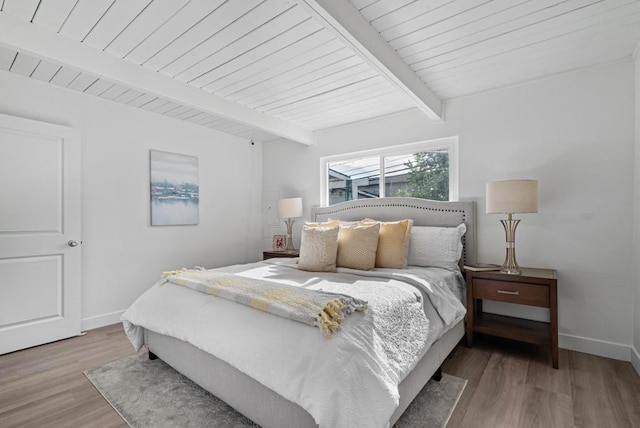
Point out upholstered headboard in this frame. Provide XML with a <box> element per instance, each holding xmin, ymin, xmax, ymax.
<box><xmin>311</xmin><ymin>197</ymin><xmax>476</xmax><ymax>267</ymax></box>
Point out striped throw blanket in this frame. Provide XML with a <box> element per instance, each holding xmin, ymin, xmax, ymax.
<box><xmin>163</xmin><ymin>269</ymin><xmax>367</xmax><ymax>338</ymax></box>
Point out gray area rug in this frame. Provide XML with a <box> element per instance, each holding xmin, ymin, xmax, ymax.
<box><xmin>85</xmin><ymin>354</ymin><xmax>466</xmax><ymax>428</ymax></box>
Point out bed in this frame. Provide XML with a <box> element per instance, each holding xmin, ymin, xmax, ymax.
<box><xmin>122</xmin><ymin>197</ymin><xmax>476</xmax><ymax>428</ymax></box>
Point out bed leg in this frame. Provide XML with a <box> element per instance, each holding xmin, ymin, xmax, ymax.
<box><xmin>431</xmin><ymin>367</ymin><xmax>442</xmax><ymax>382</ymax></box>
<box><xmin>148</xmin><ymin>350</ymin><xmax>158</xmax><ymax>360</ymax></box>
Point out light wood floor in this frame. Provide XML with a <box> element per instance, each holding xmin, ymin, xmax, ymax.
<box><xmin>1</xmin><ymin>324</ymin><xmax>639</xmax><ymax>427</ymax></box>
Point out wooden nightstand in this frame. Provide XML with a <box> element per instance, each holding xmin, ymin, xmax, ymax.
<box><xmin>465</xmin><ymin>267</ymin><xmax>558</xmax><ymax>369</ymax></box>
<box><xmin>263</xmin><ymin>250</ymin><xmax>299</xmax><ymax>260</ymax></box>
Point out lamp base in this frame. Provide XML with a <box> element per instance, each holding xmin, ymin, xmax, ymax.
<box><xmin>500</xmin><ymin>260</ymin><xmax>521</xmax><ymax>275</ymax></box>
<box><xmin>500</xmin><ymin>216</ymin><xmax>521</xmax><ymax>275</ymax></box>
<box><xmin>284</xmin><ymin>218</ymin><xmax>297</xmax><ymax>252</ymax></box>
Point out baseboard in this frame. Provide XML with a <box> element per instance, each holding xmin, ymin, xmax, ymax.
<box><xmin>81</xmin><ymin>310</ymin><xmax>125</xmax><ymax>331</ymax></box>
<box><xmin>631</xmin><ymin>345</ymin><xmax>640</xmax><ymax>376</ymax></box>
<box><xmin>560</xmin><ymin>333</ymin><xmax>632</xmax><ymax>361</ymax></box>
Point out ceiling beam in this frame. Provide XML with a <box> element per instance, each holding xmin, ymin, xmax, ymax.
<box><xmin>0</xmin><ymin>12</ymin><xmax>316</xmax><ymax>145</ymax></box>
<box><xmin>298</xmin><ymin>0</ymin><xmax>442</xmax><ymax>120</ymax></box>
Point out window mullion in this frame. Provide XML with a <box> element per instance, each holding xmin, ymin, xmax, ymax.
<box><xmin>379</xmin><ymin>156</ymin><xmax>385</xmax><ymax>198</ymax></box>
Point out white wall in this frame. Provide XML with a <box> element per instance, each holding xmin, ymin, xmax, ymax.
<box><xmin>0</xmin><ymin>70</ymin><xmax>263</xmax><ymax>330</ymax></box>
<box><xmin>633</xmin><ymin>49</ymin><xmax>640</xmax><ymax>372</ymax></box>
<box><xmin>264</xmin><ymin>61</ymin><xmax>636</xmax><ymax>360</ymax></box>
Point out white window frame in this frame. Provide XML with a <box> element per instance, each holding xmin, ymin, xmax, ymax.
<box><xmin>320</xmin><ymin>137</ymin><xmax>459</xmax><ymax>207</ymax></box>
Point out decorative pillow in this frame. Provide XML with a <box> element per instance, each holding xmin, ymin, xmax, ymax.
<box><xmin>336</xmin><ymin>223</ymin><xmax>380</xmax><ymax>271</ymax></box>
<box><xmin>298</xmin><ymin>226</ymin><xmax>339</xmax><ymax>272</ymax></box>
<box><xmin>305</xmin><ymin>220</ymin><xmax>340</xmax><ymax>228</ymax></box>
<box><xmin>360</xmin><ymin>218</ymin><xmax>414</xmax><ymax>269</ymax></box>
<box><xmin>407</xmin><ymin>223</ymin><xmax>467</xmax><ymax>270</ymax></box>
<box><xmin>328</xmin><ymin>218</ymin><xmax>359</xmax><ymax>227</ymax></box>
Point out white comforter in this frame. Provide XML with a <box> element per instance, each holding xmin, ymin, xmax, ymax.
<box><xmin>122</xmin><ymin>259</ymin><xmax>466</xmax><ymax>428</ymax></box>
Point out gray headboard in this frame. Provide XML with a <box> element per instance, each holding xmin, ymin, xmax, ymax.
<box><xmin>311</xmin><ymin>197</ymin><xmax>476</xmax><ymax>267</ymax></box>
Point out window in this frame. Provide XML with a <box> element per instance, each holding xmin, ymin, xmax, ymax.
<box><xmin>321</xmin><ymin>137</ymin><xmax>458</xmax><ymax>206</ymax></box>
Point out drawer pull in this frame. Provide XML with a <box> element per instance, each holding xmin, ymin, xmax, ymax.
<box><xmin>497</xmin><ymin>290</ymin><xmax>520</xmax><ymax>296</ymax></box>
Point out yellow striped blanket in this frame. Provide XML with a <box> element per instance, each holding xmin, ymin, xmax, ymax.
<box><xmin>162</xmin><ymin>269</ymin><xmax>367</xmax><ymax>338</ymax></box>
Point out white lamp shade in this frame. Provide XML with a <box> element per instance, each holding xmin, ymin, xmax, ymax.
<box><xmin>486</xmin><ymin>180</ymin><xmax>538</xmax><ymax>214</ymax></box>
<box><xmin>277</xmin><ymin>197</ymin><xmax>303</xmax><ymax>218</ymax></box>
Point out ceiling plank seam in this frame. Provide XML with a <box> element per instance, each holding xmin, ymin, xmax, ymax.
<box><xmin>0</xmin><ymin>11</ymin><xmax>316</xmax><ymax>145</ymax></box>
<box><xmin>297</xmin><ymin>0</ymin><xmax>442</xmax><ymax>120</ymax></box>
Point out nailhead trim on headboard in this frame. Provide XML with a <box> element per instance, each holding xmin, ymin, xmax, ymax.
<box><xmin>313</xmin><ymin>203</ymin><xmax>466</xmax><ymax>217</ymax></box>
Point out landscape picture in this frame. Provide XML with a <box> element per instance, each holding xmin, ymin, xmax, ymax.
<box><xmin>150</xmin><ymin>150</ymin><xmax>199</xmax><ymax>226</ymax></box>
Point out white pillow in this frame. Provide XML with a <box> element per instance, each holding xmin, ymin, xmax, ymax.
<box><xmin>298</xmin><ymin>225</ymin><xmax>339</xmax><ymax>272</ymax></box>
<box><xmin>407</xmin><ymin>223</ymin><xmax>467</xmax><ymax>270</ymax></box>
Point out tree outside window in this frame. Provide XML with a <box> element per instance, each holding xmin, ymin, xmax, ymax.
<box><xmin>388</xmin><ymin>150</ymin><xmax>449</xmax><ymax>201</ymax></box>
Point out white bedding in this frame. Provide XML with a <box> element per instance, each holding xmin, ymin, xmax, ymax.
<box><xmin>122</xmin><ymin>259</ymin><xmax>466</xmax><ymax>428</ymax></box>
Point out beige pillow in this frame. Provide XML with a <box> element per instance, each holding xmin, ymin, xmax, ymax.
<box><xmin>329</xmin><ymin>218</ymin><xmax>359</xmax><ymax>227</ymax></box>
<box><xmin>360</xmin><ymin>218</ymin><xmax>413</xmax><ymax>269</ymax></box>
<box><xmin>298</xmin><ymin>226</ymin><xmax>339</xmax><ymax>272</ymax></box>
<box><xmin>305</xmin><ymin>220</ymin><xmax>340</xmax><ymax>228</ymax></box>
<box><xmin>336</xmin><ymin>223</ymin><xmax>380</xmax><ymax>270</ymax></box>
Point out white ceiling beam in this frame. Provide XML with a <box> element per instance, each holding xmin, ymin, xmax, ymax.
<box><xmin>298</xmin><ymin>0</ymin><xmax>442</xmax><ymax>120</ymax></box>
<box><xmin>0</xmin><ymin>12</ymin><xmax>316</xmax><ymax>145</ymax></box>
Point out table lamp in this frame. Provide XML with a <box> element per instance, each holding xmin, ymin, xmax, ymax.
<box><xmin>486</xmin><ymin>180</ymin><xmax>538</xmax><ymax>275</ymax></box>
<box><xmin>277</xmin><ymin>197</ymin><xmax>303</xmax><ymax>253</ymax></box>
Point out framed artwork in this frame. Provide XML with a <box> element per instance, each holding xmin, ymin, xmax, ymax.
<box><xmin>272</xmin><ymin>235</ymin><xmax>286</xmax><ymax>252</ymax></box>
<box><xmin>150</xmin><ymin>150</ymin><xmax>199</xmax><ymax>226</ymax></box>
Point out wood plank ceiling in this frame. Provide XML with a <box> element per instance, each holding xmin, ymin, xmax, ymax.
<box><xmin>0</xmin><ymin>0</ymin><xmax>639</xmax><ymax>144</ymax></box>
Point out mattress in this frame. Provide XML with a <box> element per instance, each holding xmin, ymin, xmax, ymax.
<box><xmin>144</xmin><ymin>321</ymin><xmax>465</xmax><ymax>428</ymax></box>
<box><xmin>122</xmin><ymin>259</ymin><xmax>466</xmax><ymax>427</ymax></box>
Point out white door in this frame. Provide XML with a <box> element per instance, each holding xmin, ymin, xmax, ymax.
<box><xmin>0</xmin><ymin>113</ymin><xmax>81</xmax><ymax>355</ymax></box>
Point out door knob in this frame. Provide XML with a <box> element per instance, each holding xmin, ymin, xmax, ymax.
<box><xmin>68</xmin><ymin>240</ymin><xmax>80</xmax><ymax>247</ymax></box>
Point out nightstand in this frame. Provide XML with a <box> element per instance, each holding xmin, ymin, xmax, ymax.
<box><xmin>263</xmin><ymin>250</ymin><xmax>299</xmax><ymax>260</ymax></box>
<box><xmin>465</xmin><ymin>267</ymin><xmax>558</xmax><ymax>369</ymax></box>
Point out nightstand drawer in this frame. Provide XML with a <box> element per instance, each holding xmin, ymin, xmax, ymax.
<box><xmin>473</xmin><ymin>278</ymin><xmax>549</xmax><ymax>307</ymax></box>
